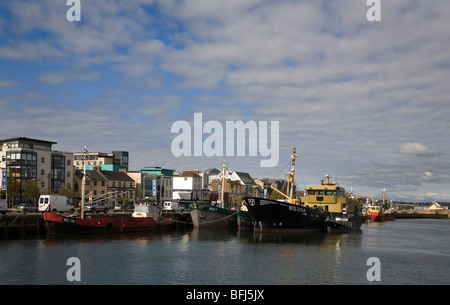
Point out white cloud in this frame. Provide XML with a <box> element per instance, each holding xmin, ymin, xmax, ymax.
<box><xmin>395</xmin><ymin>142</ymin><xmax>442</xmax><ymax>157</ymax></box>
<box><xmin>1</xmin><ymin>0</ymin><xmax>450</xmax><ymax>202</ymax></box>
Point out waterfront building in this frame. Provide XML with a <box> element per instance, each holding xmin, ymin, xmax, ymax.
<box><xmin>73</xmin><ymin>151</ymin><xmax>129</xmax><ymax>170</ymax></box>
<box><xmin>0</xmin><ymin>137</ymin><xmax>73</xmax><ymax>205</ymax></box>
<box><xmin>139</xmin><ymin>167</ymin><xmax>174</xmax><ymax>204</ymax></box>
<box><xmin>112</xmin><ymin>151</ymin><xmax>129</xmax><ymax>170</ymax></box>
<box><xmin>73</xmin><ymin>166</ymin><xmax>135</xmax><ymax>207</ymax></box>
<box><xmin>428</xmin><ymin>202</ymin><xmax>447</xmax><ymax>210</ymax></box>
<box><xmin>231</xmin><ymin>172</ymin><xmax>260</xmax><ymax>195</ymax></box>
<box><xmin>73</xmin><ymin>168</ymin><xmax>108</xmax><ymax>206</ymax></box>
<box><xmin>99</xmin><ymin>168</ymin><xmax>135</xmax><ymax>206</ymax></box>
<box><xmin>173</xmin><ymin>170</ymin><xmax>203</xmax><ymax>201</ymax></box>
<box><xmin>201</xmin><ymin>168</ymin><xmax>220</xmax><ymax>190</ymax></box>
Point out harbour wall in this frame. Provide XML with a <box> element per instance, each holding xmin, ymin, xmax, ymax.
<box><xmin>395</xmin><ymin>210</ymin><xmax>449</xmax><ymax>219</ymax></box>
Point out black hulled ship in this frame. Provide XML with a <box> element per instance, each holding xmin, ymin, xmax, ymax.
<box><xmin>243</xmin><ymin>148</ymin><xmax>363</xmax><ymax>233</ymax></box>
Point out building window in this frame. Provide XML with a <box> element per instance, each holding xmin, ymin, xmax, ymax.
<box><xmin>51</xmin><ymin>154</ymin><xmax>66</xmax><ymax>191</ymax></box>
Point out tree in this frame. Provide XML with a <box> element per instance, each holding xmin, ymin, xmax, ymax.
<box><xmin>59</xmin><ymin>183</ymin><xmax>73</xmax><ymax>199</ymax></box>
<box><xmin>24</xmin><ymin>180</ymin><xmax>40</xmax><ymax>204</ymax></box>
<box><xmin>7</xmin><ymin>176</ymin><xmax>19</xmax><ymax>205</ymax></box>
<box><xmin>123</xmin><ymin>197</ymin><xmax>130</xmax><ymax>209</ymax></box>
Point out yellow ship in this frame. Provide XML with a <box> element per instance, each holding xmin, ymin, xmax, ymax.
<box><xmin>303</xmin><ymin>175</ymin><xmax>361</xmax><ymax>214</ymax></box>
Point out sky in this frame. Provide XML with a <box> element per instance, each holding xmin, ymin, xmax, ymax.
<box><xmin>1</xmin><ymin>0</ymin><xmax>449</xmax><ymax>202</ymax></box>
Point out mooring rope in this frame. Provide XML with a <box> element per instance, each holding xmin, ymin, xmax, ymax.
<box><xmin>7</xmin><ymin>214</ymin><xmax>20</xmax><ymax>226</ymax></box>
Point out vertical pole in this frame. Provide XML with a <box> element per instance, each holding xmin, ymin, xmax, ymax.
<box><xmin>221</xmin><ymin>160</ymin><xmax>226</xmax><ymax>209</ymax></box>
<box><xmin>290</xmin><ymin>148</ymin><xmax>298</xmax><ymax>201</ymax></box>
<box><xmin>81</xmin><ymin>146</ymin><xmax>87</xmax><ymax>219</ymax></box>
<box><xmin>4</xmin><ymin>160</ymin><xmax>8</xmax><ymax>208</ymax></box>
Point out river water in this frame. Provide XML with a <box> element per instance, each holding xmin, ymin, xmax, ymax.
<box><xmin>0</xmin><ymin>219</ymin><xmax>448</xmax><ymax>285</ymax></box>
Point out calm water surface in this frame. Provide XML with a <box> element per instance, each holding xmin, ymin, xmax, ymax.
<box><xmin>1</xmin><ymin>219</ymin><xmax>448</xmax><ymax>285</ymax></box>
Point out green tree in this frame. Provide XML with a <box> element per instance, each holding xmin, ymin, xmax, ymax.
<box><xmin>24</xmin><ymin>180</ymin><xmax>40</xmax><ymax>204</ymax></box>
<box><xmin>123</xmin><ymin>197</ymin><xmax>130</xmax><ymax>209</ymax></box>
<box><xmin>268</xmin><ymin>188</ymin><xmax>285</xmax><ymax>200</ymax></box>
<box><xmin>7</xmin><ymin>176</ymin><xmax>19</xmax><ymax>205</ymax></box>
<box><xmin>58</xmin><ymin>183</ymin><xmax>73</xmax><ymax>199</ymax></box>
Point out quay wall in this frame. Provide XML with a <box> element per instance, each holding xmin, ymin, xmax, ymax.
<box><xmin>1</xmin><ymin>213</ymin><xmax>45</xmax><ymax>237</ymax></box>
<box><xmin>396</xmin><ymin>210</ymin><xmax>449</xmax><ymax>219</ymax></box>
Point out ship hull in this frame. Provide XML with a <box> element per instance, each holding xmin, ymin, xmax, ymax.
<box><xmin>243</xmin><ymin>197</ymin><xmax>363</xmax><ymax>233</ymax></box>
<box><xmin>325</xmin><ymin>215</ymin><xmax>363</xmax><ymax>233</ymax></box>
<box><xmin>43</xmin><ymin>211</ymin><xmax>174</xmax><ymax>235</ymax></box>
<box><xmin>368</xmin><ymin>212</ymin><xmax>395</xmax><ymax>222</ymax></box>
<box><xmin>237</xmin><ymin>210</ymin><xmax>252</xmax><ymax>229</ymax></box>
<box><xmin>243</xmin><ymin>197</ymin><xmax>326</xmax><ymax>232</ymax></box>
<box><xmin>190</xmin><ymin>203</ymin><xmax>238</xmax><ymax>228</ymax></box>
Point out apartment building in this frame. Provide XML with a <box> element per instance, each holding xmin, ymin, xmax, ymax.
<box><xmin>73</xmin><ymin>151</ymin><xmax>129</xmax><ymax>170</ymax></box>
<box><xmin>0</xmin><ymin>137</ymin><xmax>73</xmax><ymax>205</ymax></box>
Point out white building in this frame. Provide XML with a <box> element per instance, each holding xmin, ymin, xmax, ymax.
<box><xmin>173</xmin><ymin>170</ymin><xmax>203</xmax><ymax>200</ymax></box>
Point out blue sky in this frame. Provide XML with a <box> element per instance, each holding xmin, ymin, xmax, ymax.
<box><xmin>1</xmin><ymin>0</ymin><xmax>450</xmax><ymax>202</ymax></box>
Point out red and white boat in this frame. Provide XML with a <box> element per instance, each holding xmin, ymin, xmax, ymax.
<box><xmin>366</xmin><ymin>206</ymin><xmax>396</xmax><ymax>222</ymax></box>
<box><xmin>366</xmin><ymin>188</ymin><xmax>395</xmax><ymax>222</ymax></box>
<box><xmin>43</xmin><ymin>205</ymin><xmax>174</xmax><ymax>235</ymax></box>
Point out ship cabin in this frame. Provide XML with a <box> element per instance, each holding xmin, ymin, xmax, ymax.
<box><xmin>301</xmin><ymin>177</ymin><xmax>359</xmax><ymax>214</ymax></box>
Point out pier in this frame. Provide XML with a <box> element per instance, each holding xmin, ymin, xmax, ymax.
<box><xmin>1</xmin><ymin>213</ymin><xmax>45</xmax><ymax>237</ymax></box>
<box><xmin>395</xmin><ymin>210</ymin><xmax>449</xmax><ymax>219</ymax></box>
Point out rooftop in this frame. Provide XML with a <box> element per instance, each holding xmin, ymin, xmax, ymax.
<box><xmin>0</xmin><ymin>137</ymin><xmax>57</xmax><ymax>145</ymax></box>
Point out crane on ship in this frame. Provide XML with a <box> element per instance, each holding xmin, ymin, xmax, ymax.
<box><xmin>269</xmin><ymin>147</ymin><xmax>299</xmax><ymax>205</ymax></box>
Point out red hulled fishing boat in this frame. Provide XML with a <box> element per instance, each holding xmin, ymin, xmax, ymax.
<box><xmin>43</xmin><ymin>146</ymin><xmax>173</xmax><ymax>235</ymax></box>
<box><xmin>43</xmin><ymin>206</ymin><xmax>173</xmax><ymax>235</ymax></box>
<box><xmin>366</xmin><ymin>188</ymin><xmax>395</xmax><ymax>222</ymax></box>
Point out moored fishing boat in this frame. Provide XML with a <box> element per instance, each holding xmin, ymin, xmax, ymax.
<box><xmin>43</xmin><ymin>146</ymin><xmax>173</xmax><ymax>235</ymax></box>
<box><xmin>43</xmin><ymin>205</ymin><xmax>174</xmax><ymax>235</ymax></box>
<box><xmin>243</xmin><ymin>148</ymin><xmax>363</xmax><ymax>233</ymax></box>
<box><xmin>366</xmin><ymin>188</ymin><xmax>396</xmax><ymax>222</ymax></box>
<box><xmin>189</xmin><ymin>160</ymin><xmax>251</xmax><ymax>229</ymax></box>
<box><xmin>243</xmin><ymin>196</ymin><xmax>326</xmax><ymax>232</ymax></box>
<box><xmin>189</xmin><ymin>202</ymin><xmax>239</xmax><ymax>228</ymax></box>
<box><xmin>303</xmin><ymin>175</ymin><xmax>363</xmax><ymax>232</ymax></box>
<box><xmin>367</xmin><ymin>206</ymin><xmax>396</xmax><ymax>221</ymax></box>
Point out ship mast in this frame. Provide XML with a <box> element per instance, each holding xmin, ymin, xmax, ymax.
<box><xmin>270</xmin><ymin>147</ymin><xmax>299</xmax><ymax>205</ymax></box>
<box><xmin>288</xmin><ymin>147</ymin><xmax>298</xmax><ymax>198</ymax></box>
<box><xmin>220</xmin><ymin>159</ymin><xmax>227</xmax><ymax>209</ymax></box>
<box><xmin>80</xmin><ymin>145</ymin><xmax>87</xmax><ymax>219</ymax></box>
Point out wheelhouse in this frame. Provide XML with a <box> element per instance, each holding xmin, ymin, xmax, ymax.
<box><xmin>301</xmin><ymin>176</ymin><xmax>360</xmax><ymax>213</ymax></box>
